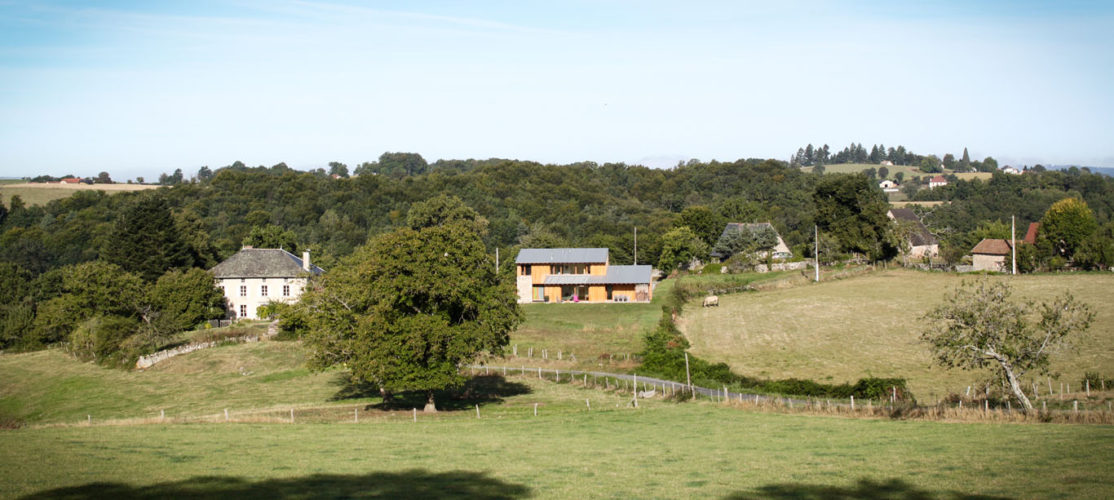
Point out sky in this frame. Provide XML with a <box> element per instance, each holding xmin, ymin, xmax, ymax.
<box><xmin>1</xmin><ymin>0</ymin><xmax>1112</xmax><ymax>181</ymax></box>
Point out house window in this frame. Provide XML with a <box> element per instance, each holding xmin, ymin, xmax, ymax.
<box><xmin>522</xmin><ymin>265</ymin><xmax>531</xmax><ymax>276</ymax></box>
<box><xmin>261</xmin><ymin>285</ymin><xmax>268</xmax><ymax>296</ymax></box>
<box><xmin>239</xmin><ymin>305</ymin><xmax>247</xmax><ymax>318</ymax></box>
<box><xmin>533</xmin><ymin>286</ymin><xmax>545</xmax><ymax>302</ymax></box>
<box><xmin>239</xmin><ymin>285</ymin><xmax>247</xmax><ymax>297</ymax></box>
<box><xmin>283</xmin><ymin>285</ymin><xmax>291</xmax><ymax>297</ymax></box>
<box><xmin>550</xmin><ymin>264</ymin><xmax>589</xmax><ymax>275</ymax></box>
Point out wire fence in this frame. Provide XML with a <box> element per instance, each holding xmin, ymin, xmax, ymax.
<box><xmin>470</xmin><ymin>364</ymin><xmax>1114</xmax><ymax>424</ymax></box>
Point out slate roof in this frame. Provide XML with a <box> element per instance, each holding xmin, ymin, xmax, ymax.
<box><xmin>887</xmin><ymin>209</ymin><xmax>938</xmax><ymax>247</ymax></box>
<box><xmin>516</xmin><ymin>248</ymin><xmax>609</xmax><ymax>264</ymax></box>
<box><xmin>542</xmin><ymin>265</ymin><xmax>652</xmax><ymax>286</ymax></box>
<box><xmin>972</xmin><ymin>239</ymin><xmax>1012</xmax><ymax>256</ymax></box>
<box><xmin>210</xmin><ymin>248</ymin><xmax>324</xmax><ymax>278</ymax></box>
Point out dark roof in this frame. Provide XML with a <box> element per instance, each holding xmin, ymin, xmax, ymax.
<box><xmin>1024</xmin><ymin>222</ymin><xmax>1040</xmax><ymax>245</ymax></box>
<box><xmin>542</xmin><ymin>265</ymin><xmax>652</xmax><ymax>285</ymax></box>
<box><xmin>516</xmin><ymin>248</ymin><xmax>609</xmax><ymax>264</ymax></box>
<box><xmin>972</xmin><ymin>239</ymin><xmax>1012</xmax><ymax>256</ymax></box>
<box><xmin>210</xmin><ymin>248</ymin><xmax>324</xmax><ymax>278</ymax></box>
<box><xmin>887</xmin><ymin>209</ymin><xmax>938</xmax><ymax>247</ymax></box>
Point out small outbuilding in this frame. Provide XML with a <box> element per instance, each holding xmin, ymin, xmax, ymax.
<box><xmin>971</xmin><ymin>239</ymin><xmax>1012</xmax><ymax>272</ymax></box>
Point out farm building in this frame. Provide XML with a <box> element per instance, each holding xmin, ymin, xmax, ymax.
<box><xmin>886</xmin><ymin>209</ymin><xmax>938</xmax><ymax>259</ymax></box>
<box><xmin>928</xmin><ymin>175</ymin><xmax>948</xmax><ymax>189</ymax></box>
<box><xmin>970</xmin><ymin>239</ymin><xmax>1012</xmax><ymax>272</ymax></box>
<box><xmin>210</xmin><ymin>247</ymin><xmax>324</xmax><ymax>320</ymax></box>
<box><xmin>879</xmin><ymin>179</ymin><xmax>899</xmax><ymax>192</ymax></box>
<box><xmin>709</xmin><ymin>222</ymin><xmax>793</xmax><ymax>262</ymax></box>
<box><xmin>515</xmin><ymin>248</ymin><xmax>652</xmax><ymax>303</ymax></box>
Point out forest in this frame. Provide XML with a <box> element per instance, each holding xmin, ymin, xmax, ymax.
<box><xmin>1</xmin><ymin>153</ymin><xmax>1112</xmax><ymax>357</ymax></box>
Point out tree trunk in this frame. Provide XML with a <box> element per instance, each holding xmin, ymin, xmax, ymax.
<box><xmin>998</xmin><ymin>358</ymin><xmax>1034</xmax><ymax>411</ymax></box>
<box><xmin>424</xmin><ymin>390</ymin><xmax>437</xmax><ymax>413</ymax></box>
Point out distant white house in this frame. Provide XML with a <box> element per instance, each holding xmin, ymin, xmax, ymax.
<box><xmin>209</xmin><ymin>247</ymin><xmax>324</xmax><ymax>320</ymax></box>
<box><xmin>1001</xmin><ymin>166</ymin><xmax>1021</xmax><ymax>175</ymax></box>
<box><xmin>880</xmin><ymin>160</ymin><xmax>894</xmax><ymax>166</ymax></box>
<box><xmin>928</xmin><ymin>175</ymin><xmax>948</xmax><ymax>189</ymax></box>
<box><xmin>879</xmin><ymin>179</ymin><xmax>899</xmax><ymax>192</ymax></box>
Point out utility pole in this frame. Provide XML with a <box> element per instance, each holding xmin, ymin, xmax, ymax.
<box><xmin>634</xmin><ymin>227</ymin><xmax>638</xmax><ymax>265</ymax></box>
<box><xmin>814</xmin><ymin>225</ymin><xmax>820</xmax><ymax>282</ymax></box>
<box><xmin>1011</xmin><ymin>215</ymin><xmax>1017</xmax><ymax>275</ymax></box>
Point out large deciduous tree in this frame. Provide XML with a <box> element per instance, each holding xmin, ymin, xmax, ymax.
<box><xmin>657</xmin><ymin>226</ymin><xmax>708</xmax><ymax>274</ymax></box>
<box><xmin>813</xmin><ymin>174</ymin><xmax>897</xmax><ymax>261</ymax></box>
<box><xmin>922</xmin><ymin>280</ymin><xmax>1094</xmax><ymax>411</ymax></box>
<box><xmin>1039</xmin><ymin>197</ymin><xmax>1097</xmax><ymax>261</ymax></box>
<box><xmin>303</xmin><ymin>197</ymin><xmax>520</xmax><ymax>412</ymax></box>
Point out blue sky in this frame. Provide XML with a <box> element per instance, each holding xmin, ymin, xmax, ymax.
<box><xmin>1</xmin><ymin>1</ymin><xmax>1112</xmax><ymax>180</ymax></box>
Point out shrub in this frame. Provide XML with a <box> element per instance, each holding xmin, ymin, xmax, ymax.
<box><xmin>701</xmin><ymin>263</ymin><xmax>722</xmax><ymax>275</ymax></box>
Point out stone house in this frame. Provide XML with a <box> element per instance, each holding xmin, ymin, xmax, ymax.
<box><xmin>209</xmin><ymin>247</ymin><xmax>324</xmax><ymax>320</ymax></box>
<box><xmin>971</xmin><ymin>239</ymin><xmax>1012</xmax><ymax>272</ymax></box>
<box><xmin>928</xmin><ymin>175</ymin><xmax>948</xmax><ymax>189</ymax></box>
<box><xmin>886</xmin><ymin>208</ymin><xmax>938</xmax><ymax>259</ymax></box>
<box><xmin>515</xmin><ymin>248</ymin><xmax>652</xmax><ymax>303</ymax></box>
<box><xmin>709</xmin><ymin>222</ymin><xmax>793</xmax><ymax>262</ymax></box>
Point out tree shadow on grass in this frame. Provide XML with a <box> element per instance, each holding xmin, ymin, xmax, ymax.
<box><xmin>725</xmin><ymin>478</ymin><xmax>1011</xmax><ymax>500</ymax></box>
<box><xmin>330</xmin><ymin>374</ymin><xmax>532</xmax><ymax>412</ymax></box>
<box><xmin>21</xmin><ymin>469</ymin><xmax>532</xmax><ymax>500</ymax></box>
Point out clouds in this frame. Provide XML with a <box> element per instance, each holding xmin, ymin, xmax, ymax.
<box><xmin>0</xmin><ymin>1</ymin><xmax>1112</xmax><ymax>179</ymax></box>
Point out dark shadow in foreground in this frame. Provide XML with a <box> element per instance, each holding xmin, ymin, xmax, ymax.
<box><xmin>725</xmin><ymin>478</ymin><xmax>1011</xmax><ymax>500</ymax></box>
<box><xmin>331</xmin><ymin>374</ymin><xmax>532</xmax><ymax>411</ymax></box>
<box><xmin>21</xmin><ymin>469</ymin><xmax>532</xmax><ymax>500</ymax></box>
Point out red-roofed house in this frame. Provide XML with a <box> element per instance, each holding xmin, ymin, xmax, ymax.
<box><xmin>59</xmin><ymin>178</ymin><xmax>82</xmax><ymax>184</ymax></box>
<box><xmin>1023</xmin><ymin>222</ymin><xmax>1041</xmax><ymax>245</ymax></box>
<box><xmin>928</xmin><ymin>176</ymin><xmax>948</xmax><ymax>189</ymax></box>
<box><xmin>971</xmin><ymin>239</ymin><xmax>1012</xmax><ymax>272</ymax></box>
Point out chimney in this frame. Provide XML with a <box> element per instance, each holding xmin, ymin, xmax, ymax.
<box><xmin>302</xmin><ymin>250</ymin><xmax>311</xmax><ymax>272</ymax></box>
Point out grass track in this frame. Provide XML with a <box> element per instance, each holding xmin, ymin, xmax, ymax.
<box><xmin>2</xmin><ymin>398</ymin><xmax>1112</xmax><ymax>498</ymax></box>
<box><xmin>681</xmin><ymin>270</ymin><xmax>1114</xmax><ymax>399</ymax></box>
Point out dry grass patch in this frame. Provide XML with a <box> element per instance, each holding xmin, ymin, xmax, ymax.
<box><xmin>681</xmin><ymin>270</ymin><xmax>1114</xmax><ymax>400</ymax></box>
<box><xmin>0</xmin><ymin>182</ymin><xmax>158</xmax><ymax>206</ymax></box>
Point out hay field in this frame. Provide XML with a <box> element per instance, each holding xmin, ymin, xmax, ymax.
<box><xmin>0</xmin><ymin>182</ymin><xmax>158</xmax><ymax>206</ymax></box>
<box><xmin>680</xmin><ymin>270</ymin><xmax>1114</xmax><ymax>399</ymax></box>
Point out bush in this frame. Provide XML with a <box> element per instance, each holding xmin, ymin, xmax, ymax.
<box><xmin>701</xmin><ymin>263</ymin><xmax>722</xmax><ymax>275</ymax></box>
<box><xmin>68</xmin><ymin>315</ymin><xmax>140</xmax><ymax>365</ymax></box>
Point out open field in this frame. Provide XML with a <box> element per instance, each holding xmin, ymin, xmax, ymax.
<box><xmin>890</xmin><ymin>200</ymin><xmax>945</xmax><ymax>208</ymax></box>
<box><xmin>954</xmin><ymin>172</ymin><xmax>994</xmax><ymax>181</ymax></box>
<box><xmin>680</xmin><ymin>270</ymin><xmax>1114</xmax><ymax>399</ymax></box>
<box><xmin>511</xmin><ymin>272</ymin><xmax>789</xmax><ymax>367</ymax></box>
<box><xmin>0</xmin><ymin>182</ymin><xmax>158</xmax><ymax>206</ymax></box>
<box><xmin>806</xmin><ymin>163</ymin><xmax>924</xmax><ymax>179</ymax></box>
<box><xmin>2</xmin><ymin>397</ymin><xmax>1112</xmax><ymax>499</ymax></box>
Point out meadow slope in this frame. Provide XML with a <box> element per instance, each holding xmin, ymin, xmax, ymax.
<box><xmin>680</xmin><ymin>270</ymin><xmax>1114</xmax><ymax>399</ymax></box>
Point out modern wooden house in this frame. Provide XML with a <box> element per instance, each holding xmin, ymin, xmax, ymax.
<box><xmin>515</xmin><ymin>248</ymin><xmax>652</xmax><ymax>303</ymax></box>
<box><xmin>209</xmin><ymin>247</ymin><xmax>324</xmax><ymax>320</ymax></box>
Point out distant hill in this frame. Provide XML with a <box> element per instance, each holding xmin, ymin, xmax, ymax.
<box><xmin>1049</xmin><ymin>165</ymin><xmax>1114</xmax><ymax>177</ymax></box>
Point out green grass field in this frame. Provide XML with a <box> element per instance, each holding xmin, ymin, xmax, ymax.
<box><xmin>511</xmin><ymin>272</ymin><xmax>791</xmax><ymax>368</ymax></box>
<box><xmin>681</xmin><ymin>270</ymin><xmax>1114</xmax><ymax>400</ymax></box>
<box><xmin>2</xmin><ymin>395</ymin><xmax>1112</xmax><ymax>498</ymax></box>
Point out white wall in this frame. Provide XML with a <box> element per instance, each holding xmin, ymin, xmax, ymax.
<box><xmin>218</xmin><ymin>277</ymin><xmax>307</xmax><ymax>320</ymax></box>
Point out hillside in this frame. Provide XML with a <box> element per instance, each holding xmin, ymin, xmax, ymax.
<box><xmin>680</xmin><ymin>270</ymin><xmax>1114</xmax><ymax>399</ymax></box>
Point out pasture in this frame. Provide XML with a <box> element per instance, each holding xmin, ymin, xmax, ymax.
<box><xmin>511</xmin><ymin>272</ymin><xmax>789</xmax><ymax>367</ymax></box>
<box><xmin>680</xmin><ymin>270</ymin><xmax>1114</xmax><ymax>400</ymax></box>
<box><xmin>2</xmin><ymin>391</ymin><xmax>1112</xmax><ymax>498</ymax></box>
<box><xmin>806</xmin><ymin>163</ymin><xmax>924</xmax><ymax>179</ymax></box>
<box><xmin>0</xmin><ymin>182</ymin><xmax>158</xmax><ymax>206</ymax></box>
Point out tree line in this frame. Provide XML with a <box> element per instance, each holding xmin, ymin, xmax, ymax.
<box><xmin>792</xmin><ymin>142</ymin><xmax>1000</xmax><ymax>174</ymax></box>
<box><xmin>2</xmin><ymin>153</ymin><xmax>1112</xmax><ymax>357</ymax></box>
